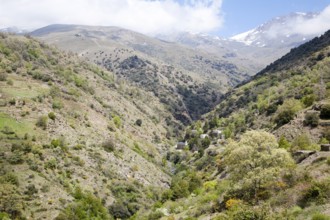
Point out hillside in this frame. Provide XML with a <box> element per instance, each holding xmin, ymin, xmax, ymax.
<box><xmin>0</xmin><ymin>33</ymin><xmax>184</xmax><ymax>219</ymax></box>
<box><xmin>132</xmin><ymin>31</ymin><xmax>330</xmax><ymax>219</ymax></box>
<box><xmin>29</xmin><ymin>24</ymin><xmax>258</xmax><ymax>122</ymax></box>
<box><xmin>1</xmin><ymin>28</ymin><xmax>330</xmax><ymax>220</ymax></box>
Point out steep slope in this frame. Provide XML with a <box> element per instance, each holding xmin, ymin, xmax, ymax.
<box><xmin>0</xmin><ymin>33</ymin><xmax>180</xmax><ymax>219</ymax></box>
<box><xmin>133</xmin><ymin>30</ymin><xmax>330</xmax><ymax>220</ymax></box>
<box><xmin>30</xmin><ymin>24</ymin><xmax>254</xmax><ymax>122</ymax></box>
<box><xmin>209</xmin><ymin>29</ymin><xmax>330</xmax><ymax>142</ymax></box>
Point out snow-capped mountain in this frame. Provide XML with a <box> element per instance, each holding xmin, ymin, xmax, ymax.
<box><xmin>230</xmin><ymin>12</ymin><xmax>319</xmax><ymax>48</ymax></box>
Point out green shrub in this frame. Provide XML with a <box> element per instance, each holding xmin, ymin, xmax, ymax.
<box><xmin>312</xmin><ymin>213</ymin><xmax>330</xmax><ymax>220</ymax></box>
<box><xmin>274</xmin><ymin>99</ymin><xmax>302</xmax><ymax>126</ymax></box>
<box><xmin>148</xmin><ymin>211</ymin><xmax>164</xmax><ymax>220</ymax></box>
<box><xmin>302</xmin><ymin>94</ymin><xmax>316</xmax><ymax>107</ymax></box>
<box><xmin>48</xmin><ymin>112</ymin><xmax>56</xmax><ymax>120</ymax></box>
<box><xmin>278</xmin><ymin>135</ymin><xmax>291</xmax><ymax>149</ymax></box>
<box><xmin>8</xmin><ymin>151</ymin><xmax>24</xmax><ymax>164</ymax></box>
<box><xmin>0</xmin><ymin>184</ymin><xmax>23</xmax><ymax>219</ymax></box>
<box><xmin>11</xmin><ymin>141</ymin><xmax>32</xmax><ymax>153</ymax></box>
<box><xmin>226</xmin><ymin>204</ymin><xmax>270</xmax><ymax>220</ymax></box>
<box><xmin>24</xmin><ymin>184</ymin><xmax>38</xmax><ymax>196</ymax></box>
<box><xmin>320</xmin><ymin>104</ymin><xmax>330</xmax><ymax>119</ymax></box>
<box><xmin>52</xmin><ymin>99</ymin><xmax>63</xmax><ymax>109</ymax></box>
<box><xmin>101</xmin><ymin>139</ymin><xmax>116</xmax><ymax>152</ymax></box>
<box><xmin>300</xmin><ymin>179</ymin><xmax>330</xmax><ymax>207</ymax></box>
<box><xmin>323</xmin><ymin>129</ymin><xmax>330</xmax><ymax>142</ymax></box>
<box><xmin>56</xmin><ymin>187</ymin><xmax>110</xmax><ymax>220</ymax></box>
<box><xmin>0</xmin><ymin>212</ymin><xmax>11</xmax><ymax>219</ymax></box>
<box><xmin>36</xmin><ymin>115</ymin><xmax>48</xmax><ymax>130</ymax></box>
<box><xmin>109</xmin><ymin>199</ymin><xmax>131</xmax><ymax>219</ymax></box>
<box><xmin>0</xmin><ymin>173</ymin><xmax>19</xmax><ymax>186</ymax></box>
<box><xmin>304</xmin><ymin>112</ymin><xmax>319</xmax><ymax>127</ymax></box>
<box><xmin>49</xmin><ymin>85</ymin><xmax>61</xmax><ymax>98</ymax></box>
<box><xmin>113</xmin><ymin>115</ymin><xmax>121</xmax><ymax>128</ymax></box>
<box><xmin>292</xmin><ymin>133</ymin><xmax>311</xmax><ymax>150</ymax></box>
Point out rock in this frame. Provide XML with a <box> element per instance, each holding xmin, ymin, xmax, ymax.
<box><xmin>292</xmin><ymin>150</ymin><xmax>316</xmax><ymax>163</ymax></box>
<box><xmin>321</xmin><ymin>144</ymin><xmax>330</xmax><ymax>151</ymax></box>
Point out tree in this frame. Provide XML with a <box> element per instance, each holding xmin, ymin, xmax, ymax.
<box><xmin>224</xmin><ymin>130</ymin><xmax>294</xmax><ymax>201</ymax></box>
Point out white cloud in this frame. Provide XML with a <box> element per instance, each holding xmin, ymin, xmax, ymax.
<box><xmin>0</xmin><ymin>0</ymin><xmax>223</xmax><ymax>35</ymax></box>
<box><xmin>267</xmin><ymin>5</ymin><xmax>330</xmax><ymax>38</ymax></box>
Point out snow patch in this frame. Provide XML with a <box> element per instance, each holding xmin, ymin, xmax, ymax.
<box><xmin>230</xmin><ymin>28</ymin><xmax>257</xmax><ymax>45</ymax></box>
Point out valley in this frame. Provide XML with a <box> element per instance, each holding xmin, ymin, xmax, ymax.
<box><xmin>0</xmin><ymin>11</ymin><xmax>330</xmax><ymax>220</ymax></box>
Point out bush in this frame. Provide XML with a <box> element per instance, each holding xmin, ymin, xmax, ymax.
<box><xmin>48</xmin><ymin>112</ymin><xmax>56</xmax><ymax>120</ymax></box>
<box><xmin>109</xmin><ymin>200</ymin><xmax>131</xmax><ymax>219</ymax></box>
<box><xmin>226</xmin><ymin>204</ymin><xmax>270</xmax><ymax>220</ymax></box>
<box><xmin>323</xmin><ymin>129</ymin><xmax>330</xmax><ymax>142</ymax></box>
<box><xmin>312</xmin><ymin>213</ymin><xmax>330</xmax><ymax>220</ymax></box>
<box><xmin>102</xmin><ymin>139</ymin><xmax>116</xmax><ymax>152</ymax></box>
<box><xmin>274</xmin><ymin>99</ymin><xmax>302</xmax><ymax>126</ymax></box>
<box><xmin>302</xmin><ymin>94</ymin><xmax>316</xmax><ymax>107</ymax></box>
<box><xmin>278</xmin><ymin>135</ymin><xmax>291</xmax><ymax>149</ymax></box>
<box><xmin>36</xmin><ymin>116</ymin><xmax>48</xmax><ymax>130</ymax></box>
<box><xmin>0</xmin><ymin>72</ymin><xmax>7</xmax><ymax>81</ymax></box>
<box><xmin>300</xmin><ymin>179</ymin><xmax>330</xmax><ymax>207</ymax></box>
<box><xmin>56</xmin><ymin>188</ymin><xmax>110</xmax><ymax>220</ymax></box>
<box><xmin>304</xmin><ymin>112</ymin><xmax>319</xmax><ymax>127</ymax></box>
<box><xmin>0</xmin><ymin>173</ymin><xmax>19</xmax><ymax>186</ymax></box>
<box><xmin>52</xmin><ymin>99</ymin><xmax>63</xmax><ymax>109</ymax></box>
<box><xmin>292</xmin><ymin>133</ymin><xmax>319</xmax><ymax>151</ymax></box>
<box><xmin>8</xmin><ymin>98</ymin><xmax>16</xmax><ymax>105</ymax></box>
<box><xmin>113</xmin><ymin>115</ymin><xmax>121</xmax><ymax>128</ymax></box>
<box><xmin>135</xmin><ymin>119</ymin><xmax>142</xmax><ymax>126</ymax></box>
<box><xmin>8</xmin><ymin>151</ymin><xmax>24</xmax><ymax>164</ymax></box>
<box><xmin>320</xmin><ymin>104</ymin><xmax>330</xmax><ymax>119</ymax></box>
<box><xmin>148</xmin><ymin>211</ymin><xmax>164</xmax><ymax>220</ymax></box>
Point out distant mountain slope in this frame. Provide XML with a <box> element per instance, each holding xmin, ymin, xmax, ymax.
<box><xmin>230</xmin><ymin>12</ymin><xmax>318</xmax><ymax>48</ymax></box>
<box><xmin>161</xmin><ymin>12</ymin><xmax>325</xmax><ymax>71</ymax></box>
<box><xmin>30</xmin><ymin>24</ymin><xmax>255</xmax><ymax>122</ymax></box>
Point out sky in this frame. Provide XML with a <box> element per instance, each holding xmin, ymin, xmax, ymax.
<box><xmin>0</xmin><ymin>0</ymin><xmax>329</xmax><ymax>37</ymax></box>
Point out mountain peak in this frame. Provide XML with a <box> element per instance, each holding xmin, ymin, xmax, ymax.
<box><xmin>230</xmin><ymin>12</ymin><xmax>320</xmax><ymax>48</ymax></box>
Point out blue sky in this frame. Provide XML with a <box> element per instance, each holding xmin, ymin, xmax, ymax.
<box><xmin>0</xmin><ymin>0</ymin><xmax>330</xmax><ymax>37</ymax></box>
<box><xmin>219</xmin><ymin>0</ymin><xmax>330</xmax><ymax>36</ymax></box>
